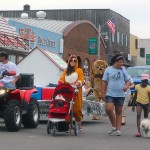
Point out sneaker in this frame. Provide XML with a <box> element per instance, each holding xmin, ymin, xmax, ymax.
<box><xmin>135</xmin><ymin>132</ymin><xmax>141</xmax><ymax>137</ymax></box>
<box><xmin>115</xmin><ymin>130</ymin><xmax>121</xmax><ymax>136</ymax></box>
<box><xmin>108</xmin><ymin>128</ymin><xmax>116</xmax><ymax>135</ymax></box>
<box><xmin>79</xmin><ymin>123</ymin><xmax>82</xmax><ymax>131</ymax></box>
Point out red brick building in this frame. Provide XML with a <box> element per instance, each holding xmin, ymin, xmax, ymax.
<box><xmin>62</xmin><ymin>20</ymin><xmax>106</xmax><ymax>79</ymax></box>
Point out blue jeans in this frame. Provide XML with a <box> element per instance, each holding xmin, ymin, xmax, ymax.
<box><xmin>106</xmin><ymin>96</ymin><xmax>125</xmax><ymax>106</ymax></box>
<box><xmin>0</xmin><ymin>82</ymin><xmax>16</xmax><ymax>89</ymax></box>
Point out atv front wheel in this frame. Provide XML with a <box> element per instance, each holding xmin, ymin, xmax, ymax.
<box><xmin>22</xmin><ymin>98</ymin><xmax>40</xmax><ymax>128</ymax></box>
<box><xmin>4</xmin><ymin>100</ymin><xmax>22</xmax><ymax>132</ymax></box>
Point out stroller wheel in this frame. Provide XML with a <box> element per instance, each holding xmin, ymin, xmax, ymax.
<box><xmin>74</xmin><ymin>121</ymin><xmax>79</xmax><ymax>136</ymax></box>
<box><xmin>52</xmin><ymin>124</ymin><xmax>57</xmax><ymax>136</ymax></box>
<box><xmin>47</xmin><ymin>121</ymin><xmax>51</xmax><ymax>134</ymax></box>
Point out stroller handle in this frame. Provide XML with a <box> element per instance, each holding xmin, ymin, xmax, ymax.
<box><xmin>71</xmin><ymin>85</ymin><xmax>79</xmax><ymax>93</ymax></box>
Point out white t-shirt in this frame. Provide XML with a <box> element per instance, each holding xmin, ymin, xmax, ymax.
<box><xmin>0</xmin><ymin>61</ymin><xmax>20</xmax><ymax>83</ymax></box>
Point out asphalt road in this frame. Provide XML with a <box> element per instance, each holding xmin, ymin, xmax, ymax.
<box><xmin>0</xmin><ymin>109</ymin><xmax>150</xmax><ymax>150</ymax></box>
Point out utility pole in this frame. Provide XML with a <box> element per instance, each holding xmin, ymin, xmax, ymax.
<box><xmin>97</xmin><ymin>25</ymin><xmax>101</xmax><ymax>60</ymax></box>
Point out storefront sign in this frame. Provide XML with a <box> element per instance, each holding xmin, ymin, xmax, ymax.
<box><xmin>19</xmin><ymin>28</ymin><xmax>36</xmax><ymax>43</ymax></box>
<box><xmin>38</xmin><ymin>36</ymin><xmax>56</xmax><ymax>48</ymax></box>
<box><xmin>146</xmin><ymin>54</ymin><xmax>150</xmax><ymax>65</ymax></box>
<box><xmin>88</xmin><ymin>38</ymin><xmax>97</xmax><ymax>55</ymax></box>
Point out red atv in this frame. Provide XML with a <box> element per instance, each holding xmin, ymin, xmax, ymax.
<box><xmin>0</xmin><ymin>70</ymin><xmax>40</xmax><ymax>131</ymax></box>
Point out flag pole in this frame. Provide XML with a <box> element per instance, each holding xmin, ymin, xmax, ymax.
<box><xmin>97</xmin><ymin>24</ymin><xmax>101</xmax><ymax>60</ymax></box>
<box><xmin>100</xmin><ymin>17</ymin><xmax>114</xmax><ymax>29</ymax></box>
<box><xmin>97</xmin><ymin>17</ymin><xmax>114</xmax><ymax>59</ymax></box>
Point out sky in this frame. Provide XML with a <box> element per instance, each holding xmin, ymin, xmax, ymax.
<box><xmin>0</xmin><ymin>0</ymin><xmax>150</xmax><ymax>39</ymax></box>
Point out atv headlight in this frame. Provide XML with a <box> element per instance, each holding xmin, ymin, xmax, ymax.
<box><xmin>0</xmin><ymin>89</ymin><xmax>6</xmax><ymax>95</ymax></box>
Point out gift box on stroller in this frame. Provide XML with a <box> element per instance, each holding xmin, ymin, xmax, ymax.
<box><xmin>48</xmin><ymin>83</ymin><xmax>74</xmax><ymax>121</ymax></box>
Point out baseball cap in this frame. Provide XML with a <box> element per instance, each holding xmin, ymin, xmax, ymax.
<box><xmin>141</xmin><ymin>74</ymin><xmax>149</xmax><ymax>80</ymax></box>
<box><xmin>0</xmin><ymin>51</ymin><xmax>9</xmax><ymax>59</ymax></box>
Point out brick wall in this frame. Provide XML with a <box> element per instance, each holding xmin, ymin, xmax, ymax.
<box><xmin>63</xmin><ymin>21</ymin><xmax>106</xmax><ymax>70</ymax></box>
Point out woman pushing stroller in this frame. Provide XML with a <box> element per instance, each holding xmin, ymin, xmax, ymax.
<box><xmin>59</xmin><ymin>55</ymin><xmax>84</xmax><ymax>130</ymax></box>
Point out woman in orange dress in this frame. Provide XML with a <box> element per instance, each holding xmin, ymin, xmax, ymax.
<box><xmin>59</xmin><ymin>55</ymin><xmax>84</xmax><ymax>123</ymax></box>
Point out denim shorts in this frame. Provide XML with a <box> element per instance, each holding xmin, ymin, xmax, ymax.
<box><xmin>136</xmin><ymin>102</ymin><xmax>149</xmax><ymax>108</ymax></box>
<box><xmin>136</xmin><ymin>102</ymin><xmax>149</xmax><ymax>118</ymax></box>
<box><xmin>1</xmin><ymin>82</ymin><xmax>16</xmax><ymax>89</ymax></box>
<box><xmin>106</xmin><ymin>96</ymin><xmax>125</xmax><ymax>106</ymax></box>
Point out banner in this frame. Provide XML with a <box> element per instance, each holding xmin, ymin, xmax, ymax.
<box><xmin>88</xmin><ymin>38</ymin><xmax>97</xmax><ymax>55</ymax></box>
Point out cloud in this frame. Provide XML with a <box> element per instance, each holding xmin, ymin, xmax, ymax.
<box><xmin>0</xmin><ymin>0</ymin><xmax>150</xmax><ymax>38</ymax></box>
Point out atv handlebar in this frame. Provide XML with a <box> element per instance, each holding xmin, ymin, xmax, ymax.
<box><xmin>7</xmin><ymin>71</ymin><xmax>16</xmax><ymax>76</ymax></box>
<box><xmin>1</xmin><ymin>70</ymin><xmax>16</xmax><ymax>78</ymax></box>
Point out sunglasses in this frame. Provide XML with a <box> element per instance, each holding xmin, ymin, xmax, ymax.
<box><xmin>70</xmin><ymin>59</ymin><xmax>76</xmax><ymax>62</ymax></box>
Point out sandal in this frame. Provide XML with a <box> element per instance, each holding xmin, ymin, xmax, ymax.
<box><xmin>121</xmin><ymin>116</ymin><xmax>126</xmax><ymax>125</ymax></box>
<box><xmin>66</xmin><ymin>125</ymin><xmax>71</xmax><ymax>133</ymax></box>
<box><xmin>79</xmin><ymin>122</ymin><xmax>82</xmax><ymax>131</ymax></box>
<box><xmin>135</xmin><ymin>132</ymin><xmax>141</xmax><ymax>137</ymax></box>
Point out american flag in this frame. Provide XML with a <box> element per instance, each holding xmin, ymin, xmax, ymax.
<box><xmin>107</xmin><ymin>17</ymin><xmax>115</xmax><ymax>34</ymax></box>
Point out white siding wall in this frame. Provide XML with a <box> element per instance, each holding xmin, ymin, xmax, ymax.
<box><xmin>17</xmin><ymin>49</ymin><xmax>63</xmax><ymax>86</ymax></box>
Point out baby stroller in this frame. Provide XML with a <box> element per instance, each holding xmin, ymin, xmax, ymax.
<box><xmin>47</xmin><ymin>83</ymin><xmax>80</xmax><ymax>136</ymax></box>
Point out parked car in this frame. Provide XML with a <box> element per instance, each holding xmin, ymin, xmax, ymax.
<box><xmin>127</xmin><ymin>66</ymin><xmax>150</xmax><ymax>105</ymax></box>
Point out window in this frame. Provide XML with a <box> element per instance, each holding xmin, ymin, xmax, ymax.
<box><xmin>125</xmin><ymin>35</ymin><xmax>128</xmax><ymax>47</ymax></box>
<box><xmin>140</xmin><ymin>48</ymin><xmax>145</xmax><ymax>58</ymax></box>
<box><xmin>9</xmin><ymin>55</ymin><xmax>16</xmax><ymax>63</ymax></box>
<box><xmin>111</xmin><ymin>33</ymin><xmax>115</xmax><ymax>42</ymax></box>
<box><xmin>135</xmin><ymin>39</ymin><xmax>138</xmax><ymax>49</ymax></box>
<box><xmin>117</xmin><ymin>32</ymin><xmax>120</xmax><ymax>43</ymax></box>
<box><xmin>121</xmin><ymin>34</ymin><xmax>124</xmax><ymax>45</ymax></box>
<box><xmin>18</xmin><ymin>56</ymin><xmax>23</xmax><ymax>62</ymax></box>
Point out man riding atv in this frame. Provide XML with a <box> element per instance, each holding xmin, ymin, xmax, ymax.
<box><xmin>0</xmin><ymin>51</ymin><xmax>19</xmax><ymax>89</ymax></box>
<box><xmin>0</xmin><ymin>51</ymin><xmax>40</xmax><ymax>132</ymax></box>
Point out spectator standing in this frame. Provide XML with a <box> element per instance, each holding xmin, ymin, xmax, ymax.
<box><xmin>82</xmin><ymin>81</ymin><xmax>94</xmax><ymax>100</ymax></box>
<box><xmin>101</xmin><ymin>54</ymin><xmax>131</xmax><ymax>136</ymax></box>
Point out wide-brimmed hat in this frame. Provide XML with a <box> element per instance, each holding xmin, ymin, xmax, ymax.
<box><xmin>141</xmin><ymin>74</ymin><xmax>149</xmax><ymax>80</ymax></box>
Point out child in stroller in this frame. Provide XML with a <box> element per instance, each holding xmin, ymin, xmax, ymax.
<box><xmin>47</xmin><ymin>83</ymin><xmax>80</xmax><ymax>136</ymax></box>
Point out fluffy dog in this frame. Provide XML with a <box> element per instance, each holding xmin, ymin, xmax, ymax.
<box><xmin>91</xmin><ymin>60</ymin><xmax>108</xmax><ymax>102</ymax></box>
<box><xmin>140</xmin><ymin>119</ymin><xmax>150</xmax><ymax>137</ymax></box>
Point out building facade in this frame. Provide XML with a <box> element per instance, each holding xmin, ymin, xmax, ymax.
<box><xmin>130</xmin><ymin>34</ymin><xmax>138</xmax><ymax>66</ymax></box>
<box><xmin>6</xmin><ymin>17</ymin><xmax>106</xmax><ymax>81</ymax></box>
<box><xmin>0</xmin><ymin>7</ymin><xmax>131</xmax><ymax>65</ymax></box>
<box><xmin>137</xmin><ymin>39</ymin><xmax>150</xmax><ymax>66</ymax></box>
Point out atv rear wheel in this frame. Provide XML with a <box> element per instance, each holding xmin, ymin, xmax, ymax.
<box><xmin>4</xmin><ymin>100</ymin><xmax>22</xmax><ymax>132</ymax></box>
<box><xmin>22</xmin><ymin>98</ymin><xmax>40</xmax><ymax>128</ymax></box>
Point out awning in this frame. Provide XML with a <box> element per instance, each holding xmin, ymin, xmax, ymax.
<box><xmin>0</xmin><ymin>16</ymin><xmax>29</xmax><ymax>51</ymax></box>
